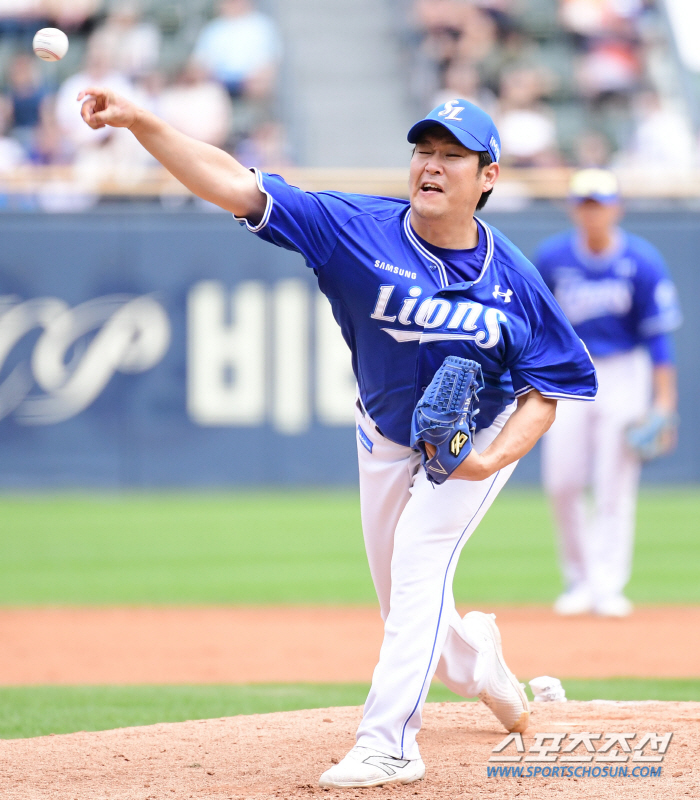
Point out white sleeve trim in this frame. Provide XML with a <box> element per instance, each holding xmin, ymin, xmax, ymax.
<box><xmin>232</xmin><ymin>168</ymin><xmax>273</xmax><ymax>233</ymax></box>
<box><xmin>638</xmin><ymin>311</ymin><xmax>683</xmax><ymax>338</ymax></box>
<box><xmin>539</xmin><ymin>390</ymin><xmax>595</xmax><ymax>401</ymax></box>
<box><xmin>514</xmin><ymin>384</ymin><xmax>595</xmax><ymax>401</ymax></box>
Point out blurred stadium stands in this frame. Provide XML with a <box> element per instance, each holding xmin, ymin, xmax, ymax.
<box><xmin>0</xmin><ymin>0</ymin><xmax>698</xmax><ymax>206</ymax></box>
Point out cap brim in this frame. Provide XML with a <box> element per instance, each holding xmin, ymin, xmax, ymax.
<box><xmin>570</xmin><ymin>193</ymin><xmax>620</xmax><ymax>205</ymax></box>
<box><xmin>407</xmin><ymin>118</ymin><xmax>487</xmax><ymax>154</ymax></box>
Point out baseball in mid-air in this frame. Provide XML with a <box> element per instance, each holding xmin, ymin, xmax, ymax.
<box><xmin>32</xmin><ymin>28</ymin><xmax>69</xmax><ymax>62</ymax></box>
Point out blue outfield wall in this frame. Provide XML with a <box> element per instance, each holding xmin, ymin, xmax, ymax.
<box><xmin>0</xmin><ymin>206</ymin><xmax>697</xmax><ymax>488</ymax></box>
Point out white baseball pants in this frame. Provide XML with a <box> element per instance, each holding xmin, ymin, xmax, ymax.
<box><xmin>353</xmin><ymin>401</ymin><xmax>517</xmax><ymax>760</ymax></box>
<box><xmin>542</xmin><ymin>348</ymin><xmax>652</xmax><ymax>601</ymax></box>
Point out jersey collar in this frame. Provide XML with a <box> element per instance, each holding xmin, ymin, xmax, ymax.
<box><xmin>573</xmin><ymin>227</ymin><xmax>627</xmax><ymax>269</ymax></box>
<box><xmin>403</xmin><ymin>209</ymin><xmax>494</xmax><ymax>289</ymax></box>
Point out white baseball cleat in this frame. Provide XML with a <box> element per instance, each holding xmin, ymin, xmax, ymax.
<box><xmin>554</xmin><ymin>587</ymin><xmax>594</xmax><ymax>616</ymax></box>
<box><xmin>467</xmin><ymin>611</ymin><xmax>530</xmax><ymax>733</ymax></box>
<box><xmin>318</xmin><ymin>745</ymin><xmax>426</xmax><ymax>788</ymax></box>
<box><xmin>594</xmin><ymin>594</ymin><xmax>633</xmax><ymax>618</ymax></box>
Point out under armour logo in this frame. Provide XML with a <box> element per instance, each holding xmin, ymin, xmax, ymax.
<box><xmin>438</xmin><ymin>100</ymin><xmax>464</xmax><ymax>121</ymax></box>
<box><xmin>493</xmin><ymin>285</ymin><xmax>513</xmax><ymax>303</ymax></box>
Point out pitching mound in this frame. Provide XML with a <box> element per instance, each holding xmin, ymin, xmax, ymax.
<box><xmin>0</xmin><ymin>701</ymin><xmax>697</xmax><ymax>799</ymax></box>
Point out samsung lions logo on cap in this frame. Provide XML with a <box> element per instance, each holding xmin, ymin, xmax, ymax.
<box><xmin>438</xmin><ymin>100</ymin><xmax>464</xmax><ymax>121</ymax></box>
<box><xmin>489</xmin><ymin>135</ymin><xmax>500</xmax><ymax>162</ymax></box>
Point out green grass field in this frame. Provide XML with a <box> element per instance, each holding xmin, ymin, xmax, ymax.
<box><xmin>0</xmin><ymin>488</ymin><xmax>698</xmax><ymax>605</ymax></box>
<box><xmin>3</xmin><ymin>680</ymin><xmax>700</xmax><ymax>740</ymax></box>
<box><xmin>0</xmin><ymin>488</ymin><xmax>698</xmax><ymax>738</ymax></box>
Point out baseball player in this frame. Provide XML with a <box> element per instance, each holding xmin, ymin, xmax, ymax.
<box><xmin>534</xmin><ymin>169</ymin><xmax>682</xmax><ymax>618</ymax></box>
<box><xmin>78</xmin><ymin>88</ymin><xmax>597</xmax><ymax>788</ymax></box>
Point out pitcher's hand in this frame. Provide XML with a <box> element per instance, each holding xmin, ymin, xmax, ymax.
<box><xmin>424</xmin><ymin>442</ymin><xmax>490</xmax><ymax>481</ymax></box>
<box><xmin>78</xmin><ymin>87</ymin><xmax>139</xmax><ymax>130</ymax></box>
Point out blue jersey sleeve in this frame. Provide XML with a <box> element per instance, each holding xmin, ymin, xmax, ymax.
<box><xmin>646</xmin><ymin>332</ymin><xmax>675</xmax><ymax>365</ymax></box>
<box><xmin>233</xmin><ymin>171</ymin><xmax>343</xmax><ymax>268</ymax></box>
<box><xmin>632</xmin><ymin>241</ymin><xmax>683</xmax><ymax>338</ymax></box>
<box><xmin>234</xmin><ymin>170</ymin><xmax>402</xmax><ymax>271</ymax></box>
<box><xmin>508</xmin><ymin>277</ymin><xmax>598</xmax><ymax>402</ymax></box>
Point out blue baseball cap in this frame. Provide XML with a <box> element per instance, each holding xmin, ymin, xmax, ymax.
<box><xmin>569</xmin><ymin>169</ymin><xmax>620</xmax><ymax>204</ymax></box>
<box><xmin>407</xmin><ymin>99</ymin><xmax>501</xmax><ymax>163</ymax></box>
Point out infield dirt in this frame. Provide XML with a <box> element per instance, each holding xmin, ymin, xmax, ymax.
<box><xmin>1</xmin><ymin>606</ymin><xmax>698</xmax><ymax>683</ymax></box>
<box><xmin>0</xmin><ymin>701</ymin><xmax>697</xmax><ymax>799</ymax></box>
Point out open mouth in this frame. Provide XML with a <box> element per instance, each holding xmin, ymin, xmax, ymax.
<box><xmin>420</xmin><ymin>182</ymin><xmax>444</xmax><ymax>193</ymax></box>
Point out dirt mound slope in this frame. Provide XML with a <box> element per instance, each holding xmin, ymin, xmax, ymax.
<box><xmin>0</xmin><ymin>701</ymin><xmax>697</xmax><ymax>799</ymax></box>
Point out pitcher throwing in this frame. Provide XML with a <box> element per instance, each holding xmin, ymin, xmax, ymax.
<box><xmin>79</xmin><ymin>87</ymin><xmax>597</xmax><ymax>788</ymax></box>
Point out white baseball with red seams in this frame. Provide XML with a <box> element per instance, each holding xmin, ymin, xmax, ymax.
<box><xmin>32</xmin><ymin>28</ymin><xmax>69</xmax><ymax>62</ymax></box>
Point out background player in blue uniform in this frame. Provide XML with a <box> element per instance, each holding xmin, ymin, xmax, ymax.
<box><xmin>78</xmin><ymin>87</ymin><xmax>596</xmax><ymax>788</ymax></box>
<box><xmin>534</xmin><ymin>169</ymin><xmax>682</xmax><ymax>618</ymax></box>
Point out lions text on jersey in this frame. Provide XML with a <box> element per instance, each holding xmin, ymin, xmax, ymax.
<box><xmin>237</xmin><ymin>171</ymin><xmax>598</xmax><ymax>445</ymax></box>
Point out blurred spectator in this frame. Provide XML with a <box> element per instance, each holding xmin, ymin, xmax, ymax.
<box><xmin>192</xmin><ymin>0</ymin><xmax>281</xmax><ymax>100</ymax></box>
<box><xmin>413</xmin><ymin>0</ymin><xmax>466</xmax><ymax>58</ymax></box>
<box><xmin>433</xmin><ymin>59</ymin><xmax>496</xmax><ymax>115</ymax></box>
<box><xmin>574</xmin><ymin>129</ymin><xmax>612</xmax><ymax>167</ymax></box>
<box><xmin>235</xmin><ymin>120</ymin><xmax>290</xmax><ymax>170</ymax></box>
<box><xmin>7</xmin><ymin>53</ymin><xmax>50</xmax><ymax>142</ymax></box>
<box><xmin>414</xmin><ymin>1</ymin><xmax>496</xmax><ymax>89</ymax></box>
<box><xmin>91</xmin><ymin>2</ymin><xmax>161</xmax><ymax>79</ymax></box>
<box><xmin>561</xmin><ymin>0</ymin><xmax>643</xmax><ymax>101</ymax></box>
<box><xmin>576</xmin><ymin>39</ymin><xmax>641</xmax><ymax>99</ymax></box>
<box><xmin>408</xmin><ymin>0</ymin><xmax>688</xmax><ymax>168</ymax></box>
<box><xmin>559</xmin><ymin>0</ymin><xmax>643</xmax><ymax>39</ymax></box>
<box><xmin>0</xmin><ymin>0</ymin><xmax>45</xmax><ymax>45</ymax></box>
<box><xmin>454</xmin><ymin>4</ymin><xmax>498</xmax><ymax>67</ymax></box>
<box><xmin>496</xmin><ymin>67</ymin><xmax>560</xmax><ymax>166</ymax></box>
<box><xmin>0</xmin><ymin>95</ymin><xmax>26</xmax><ymax>172</ymax></box>
<box><xmin>157</xmin><ymin>60</ymin><xmax>232</xmax><ymax>149</ymax></box>
<box><xmin>27</xmin><ymin>98</ymin><xmax>73</xmax><ymax>165</ymax></box>
<box><xmin>476</xmin><ymin>23</ymin><xmax>539</xmax><ymax>95</ymax></box>
<box><xmin>412</xmin><ymin>0</ymin><xmax>539</xmax><ymax>109</ymax></box>
<box><xmin>44</xmin><ymin>0</ymin><xmax>103</xmax><ymax>34</ymax></box>
<box><xmin>619</xmin><ymin>90</ymin><xmax>697</xmax><ymax>169</ymax></box>
<box><xmin>54</xmin><ymin>37</ymin><xmax>139</xmax><ymax>147</ymax></box>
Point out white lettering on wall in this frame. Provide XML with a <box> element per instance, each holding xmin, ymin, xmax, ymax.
<box><xmin>187</xmin><ymin>281</ymin><xmax>355</xmax><ymax>431</ymax></box>
<box><xmin>0</xmin><ymin>294</ymin><xmax>170</xmax><ymax>425</ymax></box>
<box><xmin>0</xmin><ymin>282</ymin><xmax>356</xmax><ymax>432</ymax></box>
<box><xmin>187</xmin><ymin>280</ymin><xmax>266</xmax><ymax>426</ymax></box>
<box><xmin>272</xmin><ymin>279</ymin><xmax>310</xmax><ymax>435</ymax></box>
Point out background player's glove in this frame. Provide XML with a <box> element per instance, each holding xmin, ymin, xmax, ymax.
<box><xmin>625</xmin><ymin>409</ymin><xmax>679</xmax><ymax>461</ymax></box>
<box><xmin>411</xmin><ymin>356</ymin><xmax>483</xmax><ymax>485</ymax></box>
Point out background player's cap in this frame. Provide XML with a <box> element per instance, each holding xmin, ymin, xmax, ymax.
<box><xmin>569</xmin><ymin>169</ymin><xmax>620</xmax><ymax>204</ymax></box>
<box><xmin>407</xmin><ymin>99</ymin><xmax>501</xmax><ymax>163</ymax></box>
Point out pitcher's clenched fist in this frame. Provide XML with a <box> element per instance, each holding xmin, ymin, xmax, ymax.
<box><xmin>78</xmin><ymin>87</ymin><xmax>139</xmax><ymax>130</ymax></box>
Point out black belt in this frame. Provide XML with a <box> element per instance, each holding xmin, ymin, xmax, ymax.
<box><xmin>355</xmin><ymin>397</ymin><xmax>384</xmax><ymax>437</ymax></box>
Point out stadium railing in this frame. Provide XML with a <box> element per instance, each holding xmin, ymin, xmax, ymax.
<box><xmin>1</xmin><ymin>166</ymin><xmax>699</xmax><ymax>201</ymax></box>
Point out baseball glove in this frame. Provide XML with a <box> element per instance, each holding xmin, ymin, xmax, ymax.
<box><xmin>625</xmin><ymin>409</ymin><xmax>679</xmax><ymax>461</ymax></box>
<box><xmin>411</xmin><ymin>356</ymin><xmax>483</xmax><ymax>485</ymax></box>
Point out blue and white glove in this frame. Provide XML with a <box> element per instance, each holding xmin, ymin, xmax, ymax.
<box><xmin>626</xmin><ymin>409</ymin><xmax>679</xmax><ymax>461</ymax></box>
<box><xmin>411</xmin><ymin>356</ymin><xmax>483</xmax><ymax>485</ymax></box>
